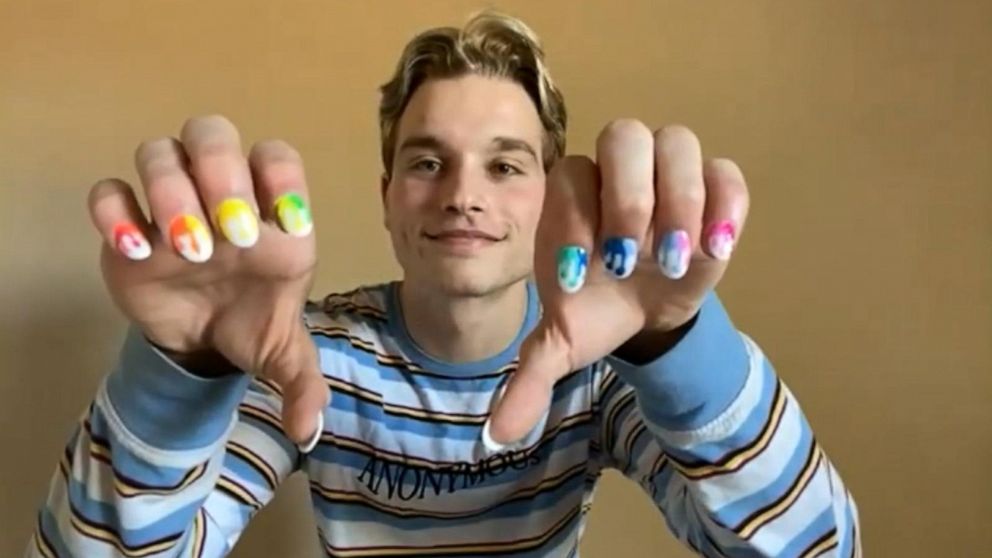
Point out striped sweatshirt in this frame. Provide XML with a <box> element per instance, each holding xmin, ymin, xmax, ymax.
<box><xmin>29</xmin><ymin>282</ymin><xmax>861</xmax><ymax>557</ymax></box>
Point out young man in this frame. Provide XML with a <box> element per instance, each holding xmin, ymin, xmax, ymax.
<box><xmin>30</xmin><ymin>12</ymin><xmax>860</xmax><ymax>558</ymax></box>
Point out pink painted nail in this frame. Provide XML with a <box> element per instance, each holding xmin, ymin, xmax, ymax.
<box><xmin>706</xmin><ymin>221</ymin><xmax>736</xmax><ymax>261</ymax></box>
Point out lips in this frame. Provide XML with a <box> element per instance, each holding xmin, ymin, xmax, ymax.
<box><xmin>425</xmin><ymin>229</ymin><xmax>503</xmax><ymax>241</ymax></box>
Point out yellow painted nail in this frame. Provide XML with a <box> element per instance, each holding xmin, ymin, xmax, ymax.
<box><xmin>215</xmin><ymin>198</ymin><xmax>259</xmax><ymax>248</ymax></box>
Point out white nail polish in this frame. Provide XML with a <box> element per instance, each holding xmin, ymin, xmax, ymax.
<box><xmin>297</xmin><ymin>411</ymin><xmax>324</xmax><ymax>454</ymax></box>
<box><xmin>481</xmin><ymin>419</ymin><xmax>509</xmax><ymax>453</ymax></box>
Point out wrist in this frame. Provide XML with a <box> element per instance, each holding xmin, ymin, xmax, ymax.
<box><xmin>151</xmin><ymin>342</ymin><xmax>242</xmax><ymax>378</ymax></box>
<box><xmin>613</xmin><ymin>311</ymin><xmax>699</xmax><ymax>365</ymax></box>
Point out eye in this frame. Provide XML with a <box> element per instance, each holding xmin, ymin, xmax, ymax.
<box><xmin>491</xmin><ymin>161</ymin><xmax>522</xmax><ymax>177</ymax></box>
<box><xmin>412</xmin><ymin>158</ymin><xmax>442</xmax><ymax>173</ymax></box>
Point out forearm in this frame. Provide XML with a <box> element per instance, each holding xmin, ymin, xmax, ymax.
<box><xmin>606</xmin><ymin>294</ymin><xmax>861</xmax><ymax>556</ymax></box>
<box><xmin>29</xmin><ymin>328</ymin><xmax>255</xmax><ymax>557</ymax></box>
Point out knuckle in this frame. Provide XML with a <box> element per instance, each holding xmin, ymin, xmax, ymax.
<box><xmin>134</xmin><ymin>137</ymin><xmax>177</xmax><ymax>165</ymax></box>
<box><xmin>182</xmin><ymin>113</ymin><xmax>235</xmax><ymax>135</ymax></box>
<box><xmin>653</xmin><ymin>124</ymin><xmax>700</xmax><ymax>153</ymax></box>
<box><xmin>251</xmin><ymin>139</ymin><xmax>301</xmax><ymax>163</ymax></box>
<box><xmin>618</xmin><ymin>197</ymin><xmax>655</xmax><ymax>221</ymax></box>
<box><xmin>88</xmin><ymin>178</ymin><xmax>128</xmax><ymax>212</ymax></box>
<box><xmin>706</xmin><ymin>157</ymin><xmax>744</xmax><ymax>183</ymax></box>
<box><xmin>257</xmin><ymin>159</ymin><xmax>304</xmax><ymax>189</ymax></box>
<box><xmin>598</xmin><ymin>118</ymin><xmax>652</xmax><ymax>149</ymax></box>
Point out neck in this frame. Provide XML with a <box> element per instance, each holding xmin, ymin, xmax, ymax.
<box><xmin>398</xmin><ymin>279</ymin><xmax>529</xmax><ymax>363</ymax></box>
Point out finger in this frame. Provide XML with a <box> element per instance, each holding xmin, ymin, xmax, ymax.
<box><xmin>653</xmin><ymin>125</ymin><xmax>705</xmax><ymax>279</ymax></box>
<box><xmin>540</xmin><ymin>155</ymin><xmax>600</xmax><ymax>295</ymax></box>
<box><xmin>485</xmin><ymin>321</ymin><xmax>570</xmax><ymax>448</ymax></box>
<box><xmin>596</xmin><ymin>119</ymin><xmax>654</xmax><ymax>279</ymax></box>
<box><xmin>180</xmin><ymin>115</ymin><xmax>261</xmax><ymax>249</ymax></box>
<box><xmin>135</xmin><ymin>137</ymin><xmax>214</xmax><ymax>263</ymax></box>
<box><xmin>249</xmin><ymin>140</ymin><xmax>314</xmax><ymax>238</ymax></box>
<box><xmin>88</xmin><ymin>178</ymin><xmax>154</xmax><ymax>261</ymax></box>
<box><xmin>272</xmin><ymin>325</ymin><xmax>331</xmax><ymax>446</ymax></box>
<box><xmin>702</xmin><ymin>158</ymin><xmax>750</xmax><ymax>260</ymax></box>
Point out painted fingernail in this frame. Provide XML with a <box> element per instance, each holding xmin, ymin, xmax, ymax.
<box><xmin>215</xmin><ymin>198</ymin><xmax>259</xmax><ymax>248</ymax></box>
<box><xmin>602</xmin><ymin>237</ymin><xmax>638</xmax><ymax>279</ymax></box>
<box><xmin>297</xmin><ymin>411</ymin><xmax>324</xmax><ymax>454</ymax></box>
<box><xmin>658</xmin><ymin>230</ymin><xmax>691</xmax><ymax>279</ymax></box>
<box><xmin>274</xmin><ymin>192</ymin><xmax>313</xmax><ymax>237</ymax></box>
<box><xmin>481</xmin><ymin>419</ymin><xmax>509</xmax><ymax>453</ymax></box>
<box><xmin>557</xmin><ymin>245</ymin><xmax>588</xmax><ymax>293</ymax></box>
<box><xmin>706</xmin><ymin>220</ymin><xmax>736</xmax><ymax>261</ymax></box>
<box><xmin>113</xmin><ymin>223</ymin><xmax>151</xmax><ymax>261</ymax></box>
<box><xmin>169</xmin><ymin>215</ymin><xmax>213</xmax><ymax>263</ymax></box>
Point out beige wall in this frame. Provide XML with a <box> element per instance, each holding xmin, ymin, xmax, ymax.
<box><xmin>2</xmin><ymin>1</ymin><xmax>989</xmax><ymax>556</ymax></box>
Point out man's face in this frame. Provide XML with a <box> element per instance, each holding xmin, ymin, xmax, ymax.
<box><xmin>382</xmin><ymin>74</ymin><xmax>547</xmax><ymax>297</ymax></box>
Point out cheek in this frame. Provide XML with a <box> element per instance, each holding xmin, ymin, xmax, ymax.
<box><xmin>385</xmin><ymin>181</ymin><xmax>432</xmax><ymax>231</ymax></box>
<box><xmin>505</xmin><ymin>184</ymin><xmax>545</xmax><ymax>235</ymax></box>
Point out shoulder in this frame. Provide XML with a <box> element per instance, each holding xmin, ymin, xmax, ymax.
<box><xmin>304</xmin><ymin>282</ymin><xmax>392</xmax><ymax>338</ymax></box>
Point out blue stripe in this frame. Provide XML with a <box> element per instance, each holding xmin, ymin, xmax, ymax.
<box><xmin>105</xmin><ymin>327</ymin><xmax>250</xmax><ymax>451</ymax></box>
<box><xmin>39</xmin><ymin>508</ymin><xmax>75</xmax><ymax>557</ymax></box>
<box><xmin>662</xmin><ymin>360</ymin><xmax>778</xmax><ymax>465</ymax></box>
<box><xmin>710</xmin><ymin>412</ymin><xmax>814</xmax><ymax>528</ymax></box>
<box><xmin>315</xmin><ymin>336</ymin><xmax>508</xmax><ymax>393</ymax></box>
<box><xmin>222</xmin><ymin>452</ymin><xmax>273</xmax><ymax>491</ymax></box>
<box><xmin>838</xmin><ymin>492</ymin><xmax>856</xmax><ymax>558</ymax></box>
<box><xmin>88</xmin><ymin>408</ymin><xmax>203</xmax><ymax>489</ymax></box>
<box><xmin>777</xmin><ymin>505</ymin><xmax>838</xmax><ymax>557</ymax></box>
<box><xmin>236</xmin><ymin>408</ymin><xmax>298</xmax><ymax>458</ymax></box>
<box><xmin>65</xmin><ymin>470</ymin><xmax>200</xmax><ymax>546</ymax></box>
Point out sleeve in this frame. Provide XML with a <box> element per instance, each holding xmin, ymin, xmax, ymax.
<box><xmin>594</xmin><ymin>292</ymin><xmax>862</xmax><ymax>557</ymax></box>
<box><xmin>26</xmin><ymin>327</ymin><xmax>306</xmax><ymax>558</ymax></box>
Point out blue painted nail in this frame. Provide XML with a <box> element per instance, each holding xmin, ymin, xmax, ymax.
<box><xmin>602</xmin><ymin>237</ymin><xmax>638</xmax><ymax>279</ymax></box>
<box><xmin>658</xmin><ymin>230</ymin><xmax>691</xmax><ymax>279</ymax></box>
<box><xmin>557</xmin><ymin>246</ymin><xmax>588</xmax><ymax>293</ymax></box>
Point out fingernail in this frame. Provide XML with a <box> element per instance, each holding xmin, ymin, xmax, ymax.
<box><xmin>113</xmin><ymin>223</ymin><xmax>151</xmax><ymax>261</ymax></box>
<box><xmin>658</xmin><ymin>230</ymin><xmax>691</xmax><ymax>279</ymax></box>
<box><xmin>557</xmin><ymin>245</ymin><xmax>588</xmax><ymax>293</ymax></box>
<box><xmin>215</xmin><ymin>198</ymin><xmax>259</xmax><ymax>248</ymax></box>
<box><xmin>602</xmin><ymin>237</ymin><xmax>638</xmax><ymax>279</ymax></box>
<box><xmin>274</xmin><ymin>193</ymin><xmax>313</xmax><ymax>237</ymax></box>
<box><xmin>169</xmin><ymin>215</ymin><xmax>213</xmax><ymax>263</ymax></box>
<box><xmin>297</xmin><ymin>411</ymin><xmax>324</xmax><ymax>454</ymax></box>
<box><xmin>706</xmin><ymin>220</ymin><xmax>736</xmax><ymax>261</ymax></box>
<box><xmin>481</xmin><ymin>419</ymin><xmax>509</xmax><ymax>453</ymax></box>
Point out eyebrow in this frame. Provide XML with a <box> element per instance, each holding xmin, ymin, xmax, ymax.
<box><xmin>396</xmin><ymin>134</ymin><xmax>539</xmax><ymax>163</ymax></box>
<box><xmin>491</xmin><ymin>136</ymin><xmax>539</xmax><ymax>163</ymax></box>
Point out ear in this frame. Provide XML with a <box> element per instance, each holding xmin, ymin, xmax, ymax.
<box><xmin>380</xmin><ymin>173</ymin><xmax>390</xmax><ymax>230</ymax></box>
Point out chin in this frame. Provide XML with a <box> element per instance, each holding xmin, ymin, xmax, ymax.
<box><xmin>418</xmin><ymin>260</ymin><xmax>528</xmax><ymax>298</ymax></box>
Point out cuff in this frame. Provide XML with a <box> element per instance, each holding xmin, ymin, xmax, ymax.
<box><xmin>605</xmin><ymin>291</ymin><xmax>749</xmax><ymax>431</ymax></box>
<box><xmin>103</xmin><ymin>327</ymin><xmax>251</xmax><ymax>451</ymax></box>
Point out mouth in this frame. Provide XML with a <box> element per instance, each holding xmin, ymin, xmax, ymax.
<box><xmin>423</xmin><ymin>229</ymin><xmax>505</xmax><ymax>253</ymax></box>
<box><xmin>424</xmin><ymin>229</ymin><xmax>504</xmax><ymax>242</ymax></box>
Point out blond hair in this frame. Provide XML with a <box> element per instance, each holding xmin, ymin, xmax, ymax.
<box><xmin>378</xmin><ymin>11</ymin><xmax>567</xmax><ymax>174</ymax></box>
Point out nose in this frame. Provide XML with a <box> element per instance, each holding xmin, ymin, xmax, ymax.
<box><xmin>437</xmin><ymin>162</ymin><xmax>486</xmax><ymax>215</ymax></box>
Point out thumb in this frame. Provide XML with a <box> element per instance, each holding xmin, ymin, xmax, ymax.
<box><xmin>273</xmin><ymin>325</ymin><xmax>330</xmax><ymax>449</ymax></box>
<box><xmin>485</xmin><ymin>321</ymin><xmax>571</xmax><ymax>449</ymax></box>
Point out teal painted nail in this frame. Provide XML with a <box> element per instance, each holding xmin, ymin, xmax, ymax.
<box><xmin>557</xmin><ymin>246</ymin><xmax>588</xmax><ymax>293</ymax></box>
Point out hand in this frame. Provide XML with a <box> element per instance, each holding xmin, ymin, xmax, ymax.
<box><xmin>87</xmin><ymin>115</ymin><xmax>327</xmax><ymax>444</ymax></box>
<box><xmin>487</xmin><ymin>121</ymin><xmax>750</xmax><ymax>445</ymax></box>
